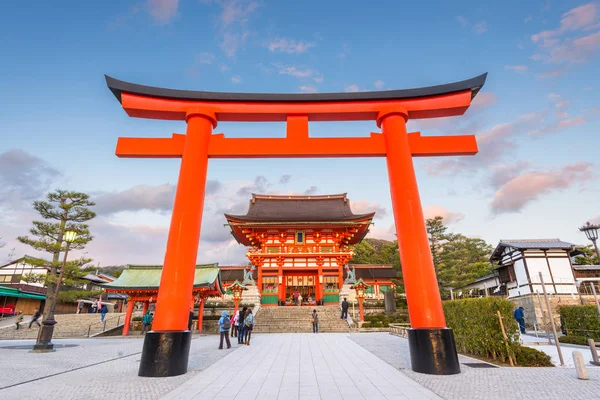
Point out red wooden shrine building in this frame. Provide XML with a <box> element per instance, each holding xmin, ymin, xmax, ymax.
<box><xmin>222</xmin><ymin>193</ymin><xmax>397</xmax><ymax>306</ymax></box>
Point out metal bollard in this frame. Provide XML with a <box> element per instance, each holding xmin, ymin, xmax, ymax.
<box><xmin>589</xmin><ymin>338</ymin><xmax>600</xmax><ymax>366</ymax></box>
<box><xmin>573</xmin><ymin>351</ymin><xmax>588</xmax><ymax>380</ymax></box>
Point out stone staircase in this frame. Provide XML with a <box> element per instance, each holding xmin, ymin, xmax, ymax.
<box><xmin>0</xmin><ymin>313</ymin><xmax>127</xmax><ymax>340</ymax></box>
<box><xmin>253</xmin><ymin>306</ymin><xmax>349</xmax><ymax>333</ymax></box>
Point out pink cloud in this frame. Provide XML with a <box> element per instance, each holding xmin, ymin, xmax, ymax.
<box><xmin>147</xmin><ymin>0</ymin><xmax>179</xmax><ymax>24</ymax></box>
<box><xmin>490</xmin><ymin>162</ymin><xmax>596</xmax><ymax>214</ymax></box>
<box><xmin>267</xmin><ymin>38</ymin><xmax>314</xmax><ymax>54</ymax></box>
<box><xmin>531</xmin><ymin>3</ymin><xmax>598</xmax><ymax>44</ymax></box>
<box><xmin>529</xmin><ymin>115</ymin><xmax>586</xmax><ymax>135</ymax></box>
<box><xmin>471</xmin><ymin>92</ymin><xmax>497</xmax><ymax>107</ymax></box>
<box><xmin>345</xmin><ymin>84</ymin><xmax>359</xmax><ymax>93</ymax></box>
<box><xmin>536</xmin><ymin>66</ymin><xmax>568</xmax><ymax>78</ymax></box>
<box><xmin>489</xmin><ymin>161</ymin><xmax>532</xmax><ymax>188</ymax></box>
<box><xmin>531</xmin><ymin>4</ymin><xmax>600</xmax><ymax>64</ymax></box>
<box><xmin>374</xmin><ymin>80</ymin><xmax>385</xmax><ymax>90</ymax></box>
<box><xmin>455</xmin><ymin>16</ymin><xmax>468</xmax><ymax>28</ymax></box>
<box><xmin>349</xmin><ymin>200</ymin><xmax>388</xmax><ymax>220</ymax></box>
<box><xmin>366</xmin><ymin>224</ymin><xmax>396</xmax><ymax>241</ymax></box>
<box><xmin>505</xmin><ymin>65</ymin><xmax>528</xmax><ymax>72</ymax></box>
<box><xmin>207</xmin><ymin>0</ymin><xmax>259</xmax><ymax>57</ymax></box>
<box><xmin>423</xmin><ymin>205</ymin><xmax>465</xmax><ymax>225</ymax></box>
<box><xmin>473</xmin><ymin>20</ymin><xmax>488</xmax><ymax>35</ymax></box>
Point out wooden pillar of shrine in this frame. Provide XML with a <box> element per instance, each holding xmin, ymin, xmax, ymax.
<box><xmin>138</xmin><ymin>112</ymin><xmax>214</xmax><ymax>377</ymax></box>
<box><xmin>197</xmin><ymin>298</ymin><xmax>205</xmax><ymax>334</ymax></box>
<box><xmin>379</xmin><ymin>109</ymin><xmax>460</xmax><ymax>375</ymax></box>
<box><xmin>123</xmin><ymin>299</ymin><xmax>135</xmax><ymax>336</ymax></box>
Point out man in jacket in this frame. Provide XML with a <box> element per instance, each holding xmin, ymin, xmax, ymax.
<box><xmin>341</xmin><ymin>298</ymin><xmax>349</xmax><ymax>320</ymax></box>
<box><xmin>514</xmin><ymin>306</ymin><xmax>526</xmax><ymax>334</ymax></box>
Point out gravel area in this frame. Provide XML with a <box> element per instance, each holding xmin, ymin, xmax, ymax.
<box><xmin>349</xmin><ymin>332</ymin><xmax>600</xmax><ymax>400</ymax></box>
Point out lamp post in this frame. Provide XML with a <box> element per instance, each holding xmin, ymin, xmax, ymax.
<box><xmin>32</xmin><ymin>230</ymin><xmax>78</xmax><ymax>353</ymax></box>
<box><xmin>579</xmin><ymin>221</ymin><xmax>600</xmax><ymax>263</ymax></box>
<box><xmin>229</xmin><ymin>280</ymin><xmax>247</xmax><ymax>316</ymax></box>
<box><xmin>351</xmin><ymin>278</ymin><xmax>370</xmax><ymax>323</ymax></box>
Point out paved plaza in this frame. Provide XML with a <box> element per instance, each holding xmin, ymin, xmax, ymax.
<box><xmin>0</xmin><ymin>333</ymin><xmax>599</xmax><ymax>400</ymax></box>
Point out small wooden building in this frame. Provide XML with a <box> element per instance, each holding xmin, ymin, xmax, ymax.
<box><xmin>490</xmin><ymin>239</ymin><xmax>579</xmax><ymax>298</ymax></box>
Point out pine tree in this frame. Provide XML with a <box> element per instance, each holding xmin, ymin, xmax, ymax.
<box><xmin>18</xmin><ymin>190</ymin><xmax>96</xmax><ymax>318</ymax></box>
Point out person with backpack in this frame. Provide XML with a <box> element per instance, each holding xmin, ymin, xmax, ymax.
<box><xmin>218</xmin><ymin>311</ymin><xmax>231</xmax><ymax>349</ymax></box>
<box><xmin>341</xmin><ymin>297</ymin><xmax>349</xmax><ymax>320</ymax></box>
<box><xmin>141</xmin><ymin>310</ymin><xmax>153</xmax><ymax>335</ymax></box>
<box><xmin>231</xmin><ymin>311</ymin><xmax>239</xmax><ymax>338</ymax></box>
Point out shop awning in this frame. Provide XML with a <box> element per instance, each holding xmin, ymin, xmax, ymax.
<box><xmin>0</xmin><ymin>285</ymin><xmax>46</xmax><ymax>300</ymax></box>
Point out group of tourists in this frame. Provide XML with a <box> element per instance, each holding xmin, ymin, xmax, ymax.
<box><xmin>218</xmin><ymin>306</ymin><xmax>254</xmax><ymax>349</ymax></box>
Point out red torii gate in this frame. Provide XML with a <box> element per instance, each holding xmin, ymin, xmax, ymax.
<box><xmin>105</xmin><ymin>73</ymin><xmax>487</xmax><ymax>377</ymax></box>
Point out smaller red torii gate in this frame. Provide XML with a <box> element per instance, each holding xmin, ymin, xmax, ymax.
<box><xmin>105</xmin><ymin>73</ymin><xmax>487</xmax><ymax>377</ymax></box>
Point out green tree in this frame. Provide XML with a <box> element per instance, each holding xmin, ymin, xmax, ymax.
<box><xmin>17</xmin><ymin>190</ymin><xmax>96</xmax><ymax>317</ymax></box>
<box><xmin>426</xmin><ymin>216</ymin><xmax>448</xmax><ymax>278</ymax></box>
<box><xmin>350</xmin><ymin>240</ymin><xmax>378</xmax><ymax>264</ymax></box>
<box><xmin>438</xmin><ymin>234</ymin><xmax>493</xmax><ymax>290</ymax></box>
<box><xmin>574</xmin><ymin>244</ymin><xmax>599</xmax><ymax>265</ymax></box>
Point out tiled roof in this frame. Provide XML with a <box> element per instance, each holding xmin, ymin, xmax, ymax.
<box><xmin>101</xmin><ymin>263</ymin><xmax>223</xmax><ymax>292</ymax></box>
<box><xmin>225</xmin><ymin>193</ymin><xmax>375</xmax><ymax>222</ymax></box>
<box><xmin>490</xmin><ymin>239</ymin><xmax>576</xmax><ymax>262</ymax></box>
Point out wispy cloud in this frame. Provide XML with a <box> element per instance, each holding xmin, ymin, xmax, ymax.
<box><xmin>231</xmin><ymin>75</ymin><xmax>242</xmax><ymax>83</ymax></box>
<box><xmin>455</xmin><ymin>16</ymin><xmax>468</xmax><ymax>27</ymax></box>
<box><xmin>196</xmin><ymin>52</ymin><xmax>216</xmax><ymax>64</ymax></box>
<box><xmin>423</xmin><ymin>205</ymin><xmax>465</xmax><ymax>225</ymax></box>
<box><xmin>267</xmin><ymin>38</ymin><xmax>314</xmax><ymax>54</ymax></box>
<box><xmin>204</xmin><ymin>0</ymin><xmax>260</xmax><ymax>57</ymax></box>
<box><xmin>272</xmin><ymin>63</ymin><xmax>323</xmax><ymax>83</ymax></box>
<box><xmin>473</xmin><ymin>20</ymin><xmax>488</xmax><ymax>35</ymax></box>
<box><xmin>505</xmin><ymin>65</ymin><xmax>528</xmax><ymax>72</ymax></box>
<box><xmin>147</xmin><ymin>0</ymin><xmax>179</xmax><ymax>25</ymax></box>
<box><xmin>491</xmin><ymin>162</ymin><xmax>596</xmax><ymax>214</ymax></box>
<box><xmin>337</xmin><ymin>43</ymin><xmax>350</xmax><ymax>58</ymax></box>
<box><xmin>374</xmin><ymin>80</ymin><xmax>384</xmax><ymax>90</ymax></box>
<box><xmin>531</xmin><ymin>3</ymin><xmax>600</xmax><ymax>64</ymax></box>
<box><xmin>535</xmin><ymin>66</ymin><xmax>568</xmax><ymax>78</ymax></box>
<box><xmin>344</xmin><ymin>84</ymin><xmax>359</xmax><ymax>93</ymax></box>
<box><xmin>525</xmin><ymin>16</ymin><xmax>533</xmax><ymax>23</ymax></box>
<box><xmin>299</xmin><ymin>85</ymin><xmax>318</xmax><ymax>93</ymax></box>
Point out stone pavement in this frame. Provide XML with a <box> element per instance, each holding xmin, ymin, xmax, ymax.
<box><xmin>350</xmin><ymin>333</ymin><xmax>600</xmax><ymax>400</ymax></box>
<box><xmin>162</xmin><ymin>333</ymin><xmax>441</xmax><ymax>400</ymax></box>
<box><xmin>1</xmin><ymin>332</ymin><xmax>599</xmax><ymax>400</ymax></box>
<box><xmin>0</xmin><ymin>335</ymin><xmax>234</xmax><ymax>400</ymax></box>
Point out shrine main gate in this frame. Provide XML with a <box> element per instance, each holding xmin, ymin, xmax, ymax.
<box><xmin>105</xmin><ymin>73</ymin><xmax>487</xmax><ymax>377</ymax></box>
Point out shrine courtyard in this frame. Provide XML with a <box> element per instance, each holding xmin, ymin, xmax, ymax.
<box><xmin>1</xmin><ymin>333</ymin><xmax>598</xmax><ymax>400</ymax></box>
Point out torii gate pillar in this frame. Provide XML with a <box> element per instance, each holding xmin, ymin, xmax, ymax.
<box><xmin>106</xmin><ymin>73</ymin><xmax>487</xmax><ymax>377</ymax></box>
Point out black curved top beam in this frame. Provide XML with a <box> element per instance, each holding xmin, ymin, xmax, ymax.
<box><xmin>105</xmin><ymin>73</ymin><xmax>487</xmax><ymax>104</ymax></box>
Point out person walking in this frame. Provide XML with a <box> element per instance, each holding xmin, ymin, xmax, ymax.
<box><xmin>311</xmin><ymin>309</ymin><xmax>319</xmax><ymax>333</ymax></box>
<box><xmin>218</xmin><ymin>311</ymin><xmax>231</xmax><ymax>349</ymax></box>
<box><xmin>237</xmin><ymin>306</ymin><xmax>247</xmax><ymax>344</ymax></box>
<box><xmin>514</xmin><ymin>306</ymin><xmax>526</xmax><ymax>334</ymax></box>
<box><xmin>15</xmin><ymin>311</ymin><xmax>24</xmax><ymax>330</ymax></box>
<box><xmin>243</xmin><ymin>309</ymin><xmax>254</xmax><ymax>345</ymax></box>
<box><xmin>100</xmin><ymin>304</ymin><xmax>108</xmax><ymax>322</ymax></box>
<box><xmin>341</xmin><ymin>297</ymin><xmax>349</xmax><ymax>320</ymax></box>
<box><xmin>29</xmin><ymin>308</ymin><xmax>42</xmax><ymax>328</ymax></box>
<box><xmin>141</xmin><ymin>310</ymin><xmax>153</xmax><ymax>335</ymax></box>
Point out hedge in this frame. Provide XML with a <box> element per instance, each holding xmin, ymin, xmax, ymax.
<box><xmin>557</xmin><ymin>305</ymin><xmax>600</xmax><ymax>340</ymax></box>
<box><xmin>363</xmin><ymin>313</ymin><xmax>408</xmax><ymax>327</ymax></box>
<box><xmin>443</xmin><ymin>298</ymin><xmax>520</xmax><ymax>364</ymax></box>
<box><xmin>558</xmin><ymin>335</ymin><xmax>589</xmax><ymax>346</ymax></box>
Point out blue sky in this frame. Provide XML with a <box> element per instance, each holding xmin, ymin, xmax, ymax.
<box><xmin>1</xmin><ymin>0</ymin><xmax>599</xmax><ymax>266</ymax></box>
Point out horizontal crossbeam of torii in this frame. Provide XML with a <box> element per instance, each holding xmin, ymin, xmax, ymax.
<box><xmin>105</xmin><ymin>73</ymin><xmax>487</xmax><ymax>378</ymax></box>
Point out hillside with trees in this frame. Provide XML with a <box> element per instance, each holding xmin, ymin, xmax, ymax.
<box><xmin>351</xmin><ymin>216</ymin><xmax>494</xmax><ymax>298</ymax></box>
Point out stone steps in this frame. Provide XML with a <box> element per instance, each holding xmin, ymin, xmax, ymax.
<box><xmin>0</xmin><ymin>313</ymin><xmax>127</xmax><ymax>340</ymax></box>
<box><xmin>253</xmin><ymin>306</ymin><xmax>349</xmax><ymax>334</ymax></box>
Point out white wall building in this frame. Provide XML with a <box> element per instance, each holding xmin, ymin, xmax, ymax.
<box><xmin>489</xmin><ymin>239</ymin><xmax>579</xmax><ymax>298</ymax></box>
<box><xmin>0</xmin><ymin>255</ymin><xmax>49</xmax><ymax>288</ymax></box>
